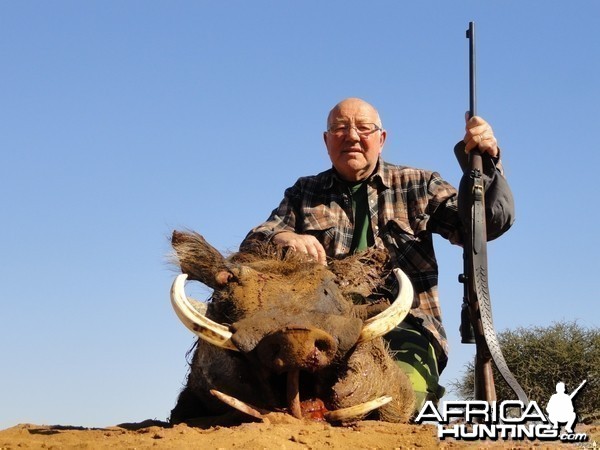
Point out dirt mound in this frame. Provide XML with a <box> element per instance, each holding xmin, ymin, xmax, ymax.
<box><xmin>2</xmin><ymin>417</ymin><xmax>596</xmax><ymax>449</ymax></box>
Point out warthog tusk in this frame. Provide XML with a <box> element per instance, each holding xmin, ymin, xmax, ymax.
<box><xmin>210</xmin><ymin>389</ymin><xmax>266</xmax><ymax>421</ymax></box>
<box><xmin>357</xmin><ymin>268</ymin><xmax>413</xmax><ymax>343</ymax></box>
<box><xmin>170</xmin><ymin>274</ymin><xmax>239</xmax><ymax>351</ymax></box>
<box><xmin>211</xmin><ymin>389</ymin><xmax>392</xmax><ymax>423</ymax></box>
<box><xmin>287</xmin><ymin>369</ymin><xmax>302</xmax><ymax>419</ymax></box>
<box><xmin>323</xmin><ymin>396</ymin><xmax>393</xmax><ymax>422</ymax></box>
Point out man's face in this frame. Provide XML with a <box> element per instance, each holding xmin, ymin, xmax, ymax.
<box><xmin>323</xmin><ymin>99</ymin><xmax>386</xmax><ymax>182</ymax></box>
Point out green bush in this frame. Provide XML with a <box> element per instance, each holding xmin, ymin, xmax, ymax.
<box><xmin>449</xmin><ymin>321</ymin><xmax>599</xmax><ymax>422</ymax></box>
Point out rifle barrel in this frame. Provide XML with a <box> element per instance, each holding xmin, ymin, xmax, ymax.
<box><xmin>569</xmin><ymin>379</ymin><xmax>587</xmax><ymax>399</ymax></box>
<box><xmin>467</xmin><ymin>21</ymin><xmax>477</xmax><ymax>118</ymax></box>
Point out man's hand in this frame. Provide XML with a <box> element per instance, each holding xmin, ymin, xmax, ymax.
<box><xmin>464</xmin><ymin>115</ymin><xmax>499</xmax><ymax>158</ymax></box>
<box><xmin>272</xmin><ymin>231</ymin><xmax>327</xmax><ymax>265</ymax></box>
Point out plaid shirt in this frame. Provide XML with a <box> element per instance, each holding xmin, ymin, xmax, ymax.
<box><xmin>241</xmin><ymin>147</ymin><xmax>513</xmax><ymax>371</ymax></box>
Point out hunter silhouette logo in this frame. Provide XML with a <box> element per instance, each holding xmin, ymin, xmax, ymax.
<box><xmin>546</xmin><ymin>380</ymin><xmax>586</xmax><ymax>434</ymax></box>
<box><xmin>415</xmin><ymin>378</ymin><xmax>589</xmax><ymax>442</ymax></box>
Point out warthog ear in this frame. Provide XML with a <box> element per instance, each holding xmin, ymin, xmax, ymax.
<box><xmin>171</xmin><ymin>230</ymin><xmax>233</xmax><ymax>290</ymax></box>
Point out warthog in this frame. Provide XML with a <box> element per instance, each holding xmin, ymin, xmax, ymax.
<box><xmin>169</xmin><ymin>230</ymin><xmax>415</xmax><ymax>424</ymax></box>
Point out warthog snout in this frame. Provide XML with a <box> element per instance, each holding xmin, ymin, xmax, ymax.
<box><xmin>256</xmin><ymin>326</ymin><xmax>337</xmax><ymax>373</ymax></box>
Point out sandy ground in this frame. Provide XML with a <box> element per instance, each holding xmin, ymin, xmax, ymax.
<box><xmin>1</xmin><ymin>416</ymin><xmax>597</xmax><ymax>450</ymax></box>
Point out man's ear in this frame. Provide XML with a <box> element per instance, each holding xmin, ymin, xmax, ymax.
<box><xmin>379</xmin><ymin>129</ymin><xmax>387</xmax><ymax>152</ymax></box>
<box><xmin>323</xmin><ymin>131</ymin><xmax>332</xmax><ymax>156</ymax></box>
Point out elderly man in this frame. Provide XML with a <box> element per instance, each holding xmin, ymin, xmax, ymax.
<box><xmin>240</xmin><ymin>97</ymin><xmax>514</xmax><ymax>413</ymax></box>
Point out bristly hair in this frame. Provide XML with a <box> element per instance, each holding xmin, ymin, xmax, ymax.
<box><xmin>228</xmin><ymin>240</ymin><xmax>325</xmax><ymax>276</ymax></box>
<box><xmin>232</xmin><ymin>240</ymin><xmax>392</xmax><ymax>300</ymax></box>
<box><xmin>329</xmin><ymin>247</ymin><xmax>391</xmax><ymax>301</ymax></box>
<box><xmin>170</xmin><ymin>230</ymin><xmax>392</xmax><ymax>301</ymax></box>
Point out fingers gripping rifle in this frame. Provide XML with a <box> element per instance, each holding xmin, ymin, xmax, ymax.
<box><xmin>458</xmin><ymin>22</ymin><xmax>529</xmax><ymax>405</ymax></box>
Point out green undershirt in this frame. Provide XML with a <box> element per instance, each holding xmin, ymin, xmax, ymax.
<box><xmin>348</xmin><ymin>181</ymin><xmax>374</xmax><ymax>253</ymax></box>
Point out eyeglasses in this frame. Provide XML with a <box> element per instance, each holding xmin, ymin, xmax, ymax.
<box><xmin>327</xmin><ymin>122</ymin><xmax>382</xmax><ymax>137</ymax></box>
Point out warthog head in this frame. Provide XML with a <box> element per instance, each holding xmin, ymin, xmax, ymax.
<box><xmin>169</xmin><ymin>230</ymin><xmax>415</xmax><ymax>423</ymax></box>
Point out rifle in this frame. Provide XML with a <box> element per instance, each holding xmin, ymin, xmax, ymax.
<box><xmin>458</xmin><ymin>21</ymin><xmax>529</xmax><ymax>405</ymax></box>
<box><xmin>569</xmin><ymin>380</ymin><xmax>587</xmax><ymax>400</ymax></box>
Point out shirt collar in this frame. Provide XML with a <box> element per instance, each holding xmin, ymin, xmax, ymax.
<box><xmin>371</xmin><ymin>157</ymin><xmax>391</xmax><ymax>189</ymax></box>
<box><xmin>323</xmin><ymin>157</ymin><xmax>390</xmax><ymax>190</ymax></box>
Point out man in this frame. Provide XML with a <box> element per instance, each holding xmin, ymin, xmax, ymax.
<box><xmin>240</xmin><ymin>97</ymin><xmax>514</xmax><ymax>412</ymax></box>
<box><xmin>547</xmin><ymin>382</ymin><xmax>582</xmax><ymax>434</ymax></box>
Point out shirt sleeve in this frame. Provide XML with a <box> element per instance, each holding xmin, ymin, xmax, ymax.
<box><xmin>239</xmin><ymin>180</ymin><xmax>303</xmax><ymax>252</ymax></box>
<box><xmin>423</xmin><ymin>171</ymin><xmax>463</xmax><ymax>245</ymax></box>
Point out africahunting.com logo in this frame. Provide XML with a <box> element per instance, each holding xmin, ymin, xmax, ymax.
<box><xmin>415</xmin><ymin>380</ymin><xmax>589</xmax><ymax>443</ymax></box>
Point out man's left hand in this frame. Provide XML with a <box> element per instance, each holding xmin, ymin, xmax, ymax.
<box><xmin>463</xmin><ymin>115</ymin><xmax>499</xmax><ymax>158</ymax></box>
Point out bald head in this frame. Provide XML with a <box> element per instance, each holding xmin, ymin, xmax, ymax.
<box><xmin>327</xmin><ymin>98</ymin><xmax>383</xmax><ymax>129</ymax></box>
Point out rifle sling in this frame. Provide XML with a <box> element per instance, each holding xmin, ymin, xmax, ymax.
<box><xmin>470</xmin><ymin>168</ymin><xmax>529</xmax><ymax>405</ymax></box>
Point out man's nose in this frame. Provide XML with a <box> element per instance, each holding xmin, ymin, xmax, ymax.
<box><xmin>344</xmin><ymin>126</ymin><xmax>361</xmax><ymax>140</ymax></box>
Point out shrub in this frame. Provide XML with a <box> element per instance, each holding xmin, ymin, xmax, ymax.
<box><xmin>449</xmin><ymin>321</ymin><xmax>599</xmax><ymax>422</ymax></box>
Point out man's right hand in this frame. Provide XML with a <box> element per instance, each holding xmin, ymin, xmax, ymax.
<box><xmin>272</xmin><ymin>231</ymin><xmax>327</xmax><ymax>265</ymax></box>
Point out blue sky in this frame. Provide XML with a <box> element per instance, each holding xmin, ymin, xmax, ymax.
<box><xmin>1</xmin><ymin>1</ymin><xmax>598</xmax><ymax>428</ymax></box>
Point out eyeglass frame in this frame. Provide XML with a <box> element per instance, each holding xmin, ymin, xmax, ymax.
<box><xmin>326</xmin><ymin>122</ymin><xmax>383</xmax><ymax>138</ymax></box>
